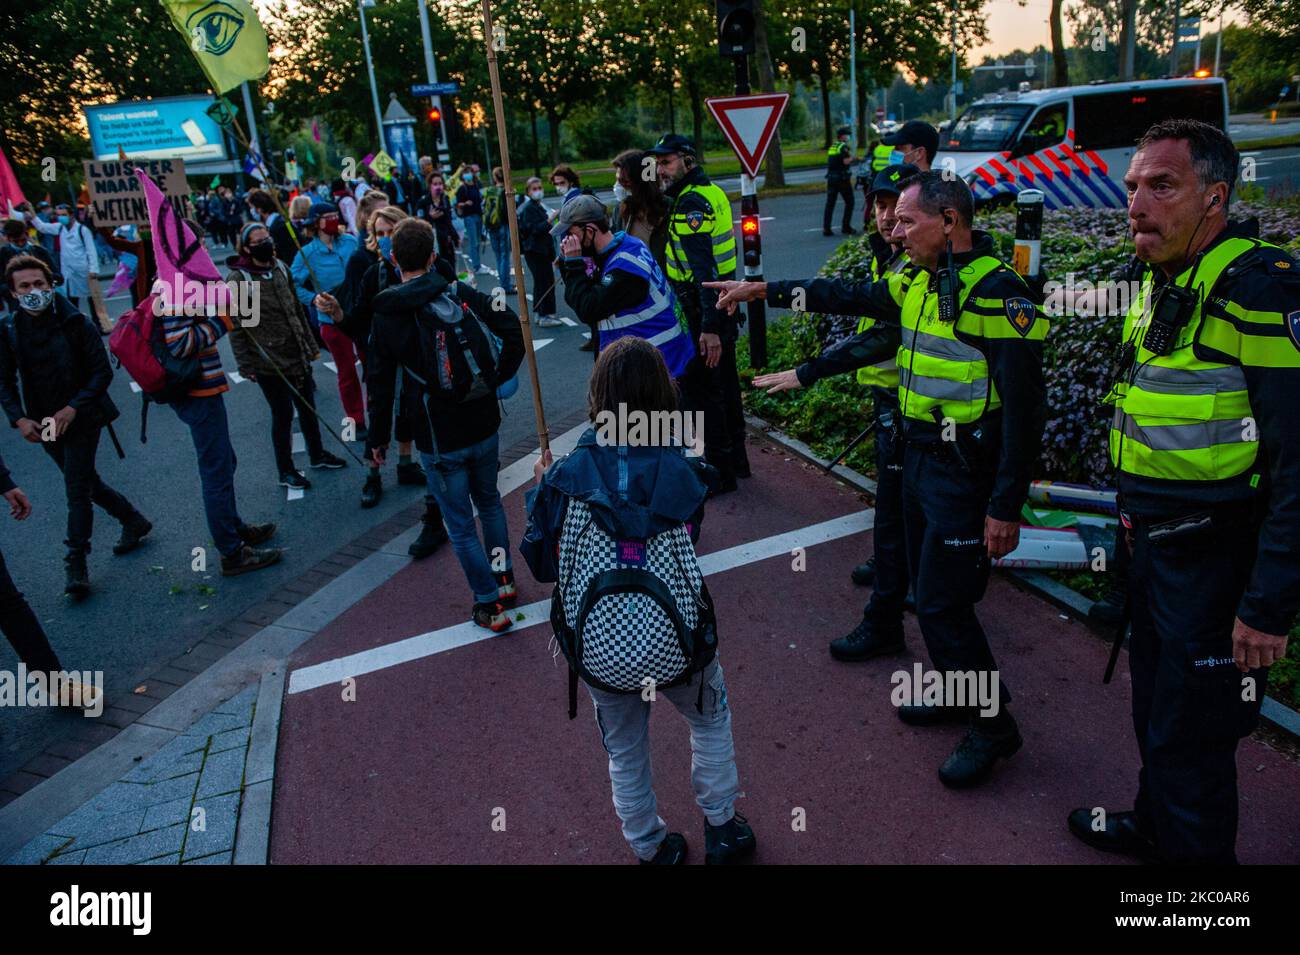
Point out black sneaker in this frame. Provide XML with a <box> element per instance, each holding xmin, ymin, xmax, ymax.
<box><xmin>112</xmin><ymin>515</ymin><xmax>153</xmax><ymax>556</ymax></box>
<box><xmin>639</xmin><ymin>832</ymin><xmax>688</xmax><ymax>865</ymax></box>
<box><xmin>64</xmin><ymin>552</ymin><xmax>90</xmax><ymax>600</ymax></box>
<box><xmin>829</xmin><ymin>615</ymin><xmax>905</xmax><ymax>662</ymax></box>
<box><xmin>1066</xmin><ymin>808</ymin><xmax>1158</xmax><ymax>862</ymax></box>
<box><xmin>396</xmin><ymin>461</ymin><xmax>427</xmax><ymax>486</ymax></box>
<box><xmin>705</xmin><ymin>811</ymin><xmax>756</xmax><ymax>865</ymax></box>
<box><xmin>237</xmin><ymin>522</ymin><xmax>277</xmax><ymax>547</ymax></box>
<box><xmin>361</xmin><ymin>472</ymin><xmax>383</xmax><ymax>509</ymax></box>
<box><xmin>221</xmin><ymin>545</ymin><xmax>283</xmax><ymax>577</ymax></box>
<box><xmin>850</xmin><ymin>557</ymin><xmax>875</xmax><ymax>586</ymax></box>
<box><xmin>472</xmin><ymin>600</ymin><xmax>513</xmax><ymax>633</ymax></box>
<box><xmin>311</xmin><ymin>451</ymin><xmax>347</xmax><ymax>469</ymax></box>
<box><xmin>279</xmin><ymin>470</ymin><xmax>312</xmax><ymax>490</ymax></box>
<box><xmin>938</xmin><ymin>716</ymin><xmax>1022</xmax><ymax>789</ymax></box>
<box><xmin>496</xmin><ymin>569</ymin><xmax>517</xmax><ymax>608</ymax></box>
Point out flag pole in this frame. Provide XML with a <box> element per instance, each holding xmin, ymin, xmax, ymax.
<box><xmin>480</xmin><ymin>0</ymin><xmax>550</xmax><ymax>455</ymax></box>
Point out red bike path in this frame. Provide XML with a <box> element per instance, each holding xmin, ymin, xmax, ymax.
<box><xmin>269</xmin><ymin>433</ymin><xmax>1300</xmax><ymax>864</ymax></box>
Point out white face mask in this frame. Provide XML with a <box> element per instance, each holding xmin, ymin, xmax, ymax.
<box><xmin>529</xmin><ymin>190</ymin><xmax>544</xmax><ymax>201</ymax></box>
<box><xmin>18</xmin><ymin>288</ymin><xmax>54</xmax><ymax>313</ymax></box>
<box><xmin>612</xmin><ymin>183</ymin><xmax>629</xmax><ymax>203</ymax></box>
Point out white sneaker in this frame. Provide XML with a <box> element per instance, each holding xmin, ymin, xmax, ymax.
<box><xmin>534</xmin><ymin>315</ymin><xmax>563</xmax><ymax>328</ymax></box>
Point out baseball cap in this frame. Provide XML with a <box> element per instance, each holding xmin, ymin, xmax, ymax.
<box><xmin>646</xmin><ymin>133</ymin><xmax>697</xmax><ymax>157</ymax></box>
<box><xmin>867</xmin><ymin>163</ymin><xmax>920</xmax><ymax>202</ymax></box>
<box><xmin>836</xmin><ymin>126</ymin><xmax>851</xmax><ymax>137</ymax></box>
<box><xmin>306</xmin><ymin>201</ymin><xmax>338</xmax><ymax>223</ymax></box>
<box><xmin>550</xmin><ymin>194</ymin><xmax>608</xmax><ymax>237</ymax></box>
<box><xmin>882</xmin><ymin>120</ymin><xmax>939</xmax><ymax>160</ymax></box>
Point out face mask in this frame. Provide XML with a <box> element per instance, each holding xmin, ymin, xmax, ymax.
<box><xmin>249</xmin><ymin>239</ymin><xmax>275</xmax><ymax>261</ymax></box>
<box><xmin>57</xmin><ymin>215</ymin><xmax>71</xmax><ymax>226</ymax></box>
<box><xmin>612</xmin><ymin>183</ymin><xmax>629</xmax><ymax>203</ymax></box>
<box><xmin>18</xmin><ymin>288</ymin><xmax>53</xmax><ymax>312</ymax></box>
<box><xmin>321</xmin><ymin>218</ymin><xmax>340</xmax><ymax>236</ymax></box>
<box><xmin>377</xmin><ymin>235</ymin><xmax>393</xmax><ymax>261</ymax></box>
<box><xmin>462</xmin><ymin>173</ymin><xmax>473</xmax><ymax>183</ymax></box>
<box><xmin>888</xmin><ymin>150</ymin><xmax>905</xmax><ymax>166</ymax></box>
<box><xmin>530</xmin><ymin>190</ymin><xmax>544</xmax><ymax>201</ymax></box>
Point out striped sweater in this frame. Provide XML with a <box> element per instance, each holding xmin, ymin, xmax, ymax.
<box><xmin>161</xmin><ymin>308</ymin><xmax>235</xmax><ymax>397</ymax></box>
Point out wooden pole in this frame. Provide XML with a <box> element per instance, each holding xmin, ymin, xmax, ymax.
<box><xmin>480</xmin><ymin>0</ymin><xmax>550</xmax><ymax>454</ymax></box>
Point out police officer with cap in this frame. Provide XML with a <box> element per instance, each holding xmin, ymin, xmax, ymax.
<box><xmin>824</xmin><ymin>127</ymin><xmax>858</xmax><ymax>237</ymax></box>
<box><xmin>648</xmin><ymin>133</ymin><xmax>746</xmax><ymax>492</ymax></box>
<box><xmin>753</xmin><ymin>163</ymin><xmax>919</xmax><ymax>662</ymax></box>
<box><xmin>709</xmin><ymin>171</ymin><xmax>1047</xmax><ymax>788</ymax></box>
<box><xmin>881</xmin><ymin>120</ymin><xmax>939</xmax><ymax>173</ymax></box>
<box><xmin>1069</xmin><ymin>119</ymin><xmax>1300</xmax><ymax>864</ymax></box>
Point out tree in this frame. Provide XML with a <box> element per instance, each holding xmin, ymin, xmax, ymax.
<box><xmin>1050</xmin><ymin>0</ymin><xmax>1069</xmax><ymax>86</ymax></box>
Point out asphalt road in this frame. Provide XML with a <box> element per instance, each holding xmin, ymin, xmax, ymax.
<box><xmin>0</xmin><ymin>190</ymin><xmax>841</xmax><ymax>781</ymax></box>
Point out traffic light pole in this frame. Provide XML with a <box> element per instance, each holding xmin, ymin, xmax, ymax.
<box><xmin>417</xmin><ymin>0</ymin><xmax>451</xmax><ymax>168</ymax></box>
<box><xmin>733</xmin><ymin>54</ymin><xmax>767</xmax><ymax>369</ymax></box>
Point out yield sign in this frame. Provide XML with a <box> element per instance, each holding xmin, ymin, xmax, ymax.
<box><xmin>706</xmin><ymin>92</ymin><xmax>790</xmax><ymax>179</ymax></box>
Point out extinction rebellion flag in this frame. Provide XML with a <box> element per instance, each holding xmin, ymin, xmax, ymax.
<box><xmin>162</xmin><ymin>0</ymin><xmax>270</xmax><ymax>94</ymax></box>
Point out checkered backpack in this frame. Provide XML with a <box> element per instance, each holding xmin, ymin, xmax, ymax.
<box><xmin>550</xmin><ymin>498</ymin><xmax>718</xmax><ymax>719</ymax></box>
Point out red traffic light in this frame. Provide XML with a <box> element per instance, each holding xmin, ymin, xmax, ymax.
<box><xmin>741</xmin><ymin>214</ymin><xmax>760</xmax><ymax>235</ymax></box>
<box><xmin>427</xmin><ymin>107</ymin><xmax>442</xmax><ymax>122</ymax></box>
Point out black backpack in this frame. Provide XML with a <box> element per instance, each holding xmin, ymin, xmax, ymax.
<box><xmin>404</xmin><ymin>286</ymin><xmax>503</xmax><ymax>404</ymax></box>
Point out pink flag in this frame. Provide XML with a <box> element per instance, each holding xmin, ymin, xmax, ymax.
<box><xmin>137</xmin><ymin>168</ymin><xmax>231</xmax><ymax>312</ymax></box>
<box><xmin>0</xmin><ymin>145</ymin><xmax>28</xmax><ymax>213</ymax></box>
<box><xmin>312</xmin><ymin>119</ymin><xmax>321</xmax><ymax>142</ymax></box>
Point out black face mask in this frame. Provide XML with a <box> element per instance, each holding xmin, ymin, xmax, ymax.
<box><xmin>249</xmin><ymin>239</ymin><xmax>275</xmax><ymax>262</ymax></box>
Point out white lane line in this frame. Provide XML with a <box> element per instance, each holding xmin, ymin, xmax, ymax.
<box><xmin>533</xmin><ymin>338</ymin><xmax>553</xmax><ymax>352</ymax></box>
<box><xmin>581</xmin><ymin>332</ymin><xmax>591</xmax><ymax>339</ymax></box>
<box><xmin>287</xmin><ymin>486</ymin><xmax>304</xmax><ymax>501</ymax></box>
<box><xmin>557</xmin><ymin>315</ymin><xmax>578</xmax><ymax>327</ymax></box>
<box><xmin>291</xmin><ymin>432</ymin><xmax>306</xmax><ymax>454</ymax></box>
<box><xmin>287</xmin><ymin>509</ymin><xmax>873</xmax><ymax>694</ymax></box>
<box><xmin>129</xmin><ymin>381</ymin><xmax>142</xmax><ymax>393</ymax></box>
<box><xmin>324</xmin><ymin>361</ymin><xmax>338</xmax><ymax>373</ymax></box>
<box><xmin>228</xmin><ymin>371</ymin><xmax>246</xmax><ymax>384</ymax></box>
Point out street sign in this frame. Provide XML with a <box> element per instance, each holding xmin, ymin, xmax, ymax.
<box><xmin>705</xmin><ymin>92</ymin><xmax>790</xmax><ymax>179</ymax></box>
<box><xmin>411</xmin><ymin>82</ymin><xmax>459</xmax><ymax>96</ymax></box>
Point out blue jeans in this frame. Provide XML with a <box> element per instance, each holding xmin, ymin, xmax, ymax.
<box><xmin>420</xmin><ymin>433</ymin><xmax>509</xmax><ymax>605</ymax></box>
<box><xmin>489</xmin><ymin>225</ymin><xmax>514</xmax><ymax>291</ymax></box>
<box><xmin>172</xmin><ymin>393</ymin><xmax>244</xmax><ymax>557</ymax></box>
<box><xmin>462</xmin><ymin>214</ymin><xmax>483</xmax><ymax>271</ymax></box>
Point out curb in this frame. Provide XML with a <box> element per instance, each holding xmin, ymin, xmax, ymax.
<box><xmin>0</xmin><ymin>408</ymin><xmax>593</xmax><ymax>862</ymax></box>
<box><xmin>745</xmin><ymin>411</ymin><xmax>1300</xmax><ymax>740</ymax></box>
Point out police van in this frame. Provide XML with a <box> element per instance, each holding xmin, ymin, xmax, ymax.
<box><xmin>935</xmin><ymin>77</ymin><xmax>1229</xmax><ymax>209</ymax></box>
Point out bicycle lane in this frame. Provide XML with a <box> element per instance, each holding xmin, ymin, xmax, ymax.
<box><xmin>269</xmin><ymin>429</ymin><xmax>1300</xmax><ymax>864</ymax></box>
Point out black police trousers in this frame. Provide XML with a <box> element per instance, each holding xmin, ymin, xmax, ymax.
<box><xmin>902</xmin><ymin>443</ymin><xmax>1011</xmax><ymax>709</ymax></box>
<box><xmin>680</xmin><ymin>340</ymin><xmax>747</xmax><ymax>480</ymax></box>
<box><xmin>1127</xmin><ymin>509</ymin><xmax>1266</xmax><ymax>864</ymax></box>
<box><xmin>863</xmin><ymin>391</ymin><xmax>909</xmax><ymax>624</ymax></box>
<box><xmin>824</xmin><ymin>179</ymin><xmax>854</xmax><ymax>232</ymax></box>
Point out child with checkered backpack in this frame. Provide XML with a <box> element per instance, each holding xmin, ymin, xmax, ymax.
<box><xmin>520</xmin><ymin>336</ymin><xmax>756</xmax><ymax>865</ymax></box>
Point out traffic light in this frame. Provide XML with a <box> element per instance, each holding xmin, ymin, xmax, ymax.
<box><xmin>741</xmin><ymin>213</ymin><xmax>760</xmax><ymax>268</ymax></box>
<box><xmin>427</xmin><ymin>105</ymin><xmax>442</xmax><ymax>123</ymax></box>
<box><xmin>716</xmin><ymin>0</ymin><xmax>756</xmax><ymax>57</ymax></box>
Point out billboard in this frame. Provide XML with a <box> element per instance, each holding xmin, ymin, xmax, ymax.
<box><xmin>83</xmin><ymin>96</ymin><xmax>229</xmax><ymax>163</ymax></box>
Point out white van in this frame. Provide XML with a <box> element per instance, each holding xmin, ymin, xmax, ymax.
<box><xmin>934</xmin><ymin>77</ymin><xmax>1229</xmax><ymax>209</ymax></box>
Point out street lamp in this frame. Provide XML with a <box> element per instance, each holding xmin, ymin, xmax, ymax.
<box><xmin>358</xmin><ymin>0</ymin><xmax>386</xmax><ymax>151</ymax></box>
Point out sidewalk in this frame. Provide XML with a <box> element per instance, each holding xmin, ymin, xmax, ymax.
<box><xmin>270</xmin><ymin>429</ymin><xmax>1300</xmax><ymax>865</ymax></box>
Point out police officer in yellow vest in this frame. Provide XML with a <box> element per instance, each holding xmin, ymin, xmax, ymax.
<box><xmin>709</xmin><ymin>171</ymin><xmax>1047</xmax><ymax>787</ymax></box>
<box><xmin>1068</xmin><ymin>120</ymin><xmax>1299</xmax><ymax>864</ymax></box>
<box><xmin>752</xmin><ymin>164</ymin><xmax>919</xmax><ymax>663</ymax></box>
<box><xmin>649</xmin><ymin>133</ymin><xmax>747</xmax><ymax>492</ymax></box>
<box><xmin>824</xmin><ymin>127</ymin><xmax>858</xmax><ymax>237</ymax></box>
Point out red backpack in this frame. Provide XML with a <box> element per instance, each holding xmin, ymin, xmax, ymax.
<box><xmin>108</xmin><ymin>293</ymin><xmax>204</xmax><ymax>402</ymax></box>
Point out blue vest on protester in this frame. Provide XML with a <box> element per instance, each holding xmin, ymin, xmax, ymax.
<box><xmin>598</xmin><ymin>232</ymin><xmax>693</xmax><ymax>379</ymax></box>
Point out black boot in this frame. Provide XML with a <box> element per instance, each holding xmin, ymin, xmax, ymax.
<box><xmin>408</xmin><ymin>499</ymin><xmax>448</xmax><ymax>559</ymax></box>
<box><xmin>112</xmin><ymin>515</ymin><xmax>153</xmax><ymax>555</ymax></box>
<box><xmin>850</xmin><ymin>557</ymin><xmax>875</xmax><ymax>586</ymax></box>
<box><xmin>361</xmin><ymin>471</ymin><xmax>383</xmax><ymax>509</ymax></box>
<box><xmin>396</xmin><ymin>460</ymin><xmax>427</xmax><ymax>486</ymax></box>
<box><xmin>829</xmin><ymin>613</ymin><xmax>905</xmax><ymax>662</ymax></box>
<box><xmin>704</xmin><ymin>811</ymin><xmax>756</xmax><ymax>865</ymax></box>
<box><xmin>64</xmin><ymin>551</ymin><xmax>90</xmax><ymax>600</ymax></box>
<box><xmin>221</xmin><ymin>545</ymin><xmax>283</xmax><ymax>577</ymax></box>
<box><xmin>1066</xmin><ymin>808</ymin><xmax>1158</xmax><ymax>861</ymax></box>
<box><xmin>938</xmin><ymin>711</ymin><xmax>1022</xmax><ymax>789</ymax></box>
<box><xmin>237</xmin><ymin>522</ymin><xmax>277</xmax><ymax>547</ymax></box>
